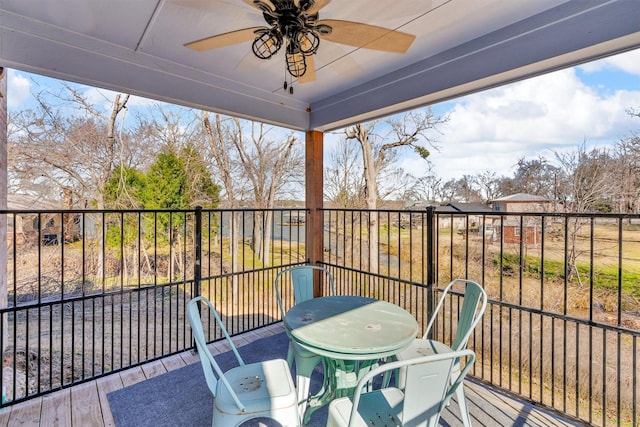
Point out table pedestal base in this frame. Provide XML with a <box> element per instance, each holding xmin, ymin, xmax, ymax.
<box><xmin>302</xmin><ymin>358</ymin><xmax>379</xmax><ymax>425</ymax></box>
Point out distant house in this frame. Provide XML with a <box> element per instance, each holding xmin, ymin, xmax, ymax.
<box><xmin>500</xmin><ymin>217</ymin><xmax>542</xmax><ymax>246</ymax></box>
<box><xmin>490</xmin><ymin>193</ymin><xmax>554</xmax><ymax>213</ymax></box>
<box><xmin>7</xmin><ymin>194</ymin><xmax>82</xmax><ymax>246</ymax></box>
<box><xmin>490</xmin><ymin>194</ymin><xmax>550</xmax><ymax>246</ymax></box>
<box><xmin>435</xmin><ymin>202</ymin><xmax>496</xmax><ymax>238</ymax></box>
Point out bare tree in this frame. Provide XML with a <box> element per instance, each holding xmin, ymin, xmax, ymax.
<box><xmin>229</xmin><ymin>120</ymin><xmax>301</xmax><ymax>265</ymax></box>
<box><xmin>612</xmin><ymin>136</ymin><xmax>640</xmax><ymax>214</ymax></box>
<box><xmin>344</xmin><ymin>108</ymin><xmax>448</xmax><ymax>274</ymax></box>
<box><xmin>473</xmin><ymin>171</ymin><xmax>502</xmax><ymax>203</ymax></box>
<box><xmin>438</xmin><ymin>179</ymin><xmax>459</xmax><ymax>203</ymax></box>
<box><xmin>554</xmin><ymin>142</ymin><xmax>615</xmax><ymax>282</ymax></box>
<box><xmin>409</xmin><ymin>162</ymin><xmax>442</xmax><ymax>203</ymax></box>
<box><xmin>612</xmin><ymin>109</ymin><xmax>640</xmax><ymax>215</ymax></box>
<box><xmin>498</xmin><ymin>156</ymin><xmax>563</xmax><ymax>200</ymax></box>
<box><xmin>202</xmin><ymin>112</ymin><xmax>242</xmax><ymax>302</ymax></box>
<box><xmin>9</xmin><ymin>85</ymin><xmax>130</xmax><ymax>284</ymax></box>
<box><xmin>8</xmin><ymin>85</ymin><xmax>129</xmax><ymax>207</ymax></box>
<box><xmin>451</xmin><ymin>175</ymin><xmax>483</xmax><ymax>203</ymax></box>
<box><xmin>202</xmin><ymin>113</ymin><xmax>302</xmax><ymax>277</ymax></box>
<box><xmin>325</xmin><ymin>138</ymin><xmax>366</xmax><ymax>207</ymax></box>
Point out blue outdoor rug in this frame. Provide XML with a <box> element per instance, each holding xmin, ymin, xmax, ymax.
<box><xmin>107</xmin><ymin>330</ymin><xmax>573</xmax><ymax>427</ymax></box>
<box><xmin>107</xmin><ymin>332</ymin><xmax>328</xmax><ymax>427</ymax></box>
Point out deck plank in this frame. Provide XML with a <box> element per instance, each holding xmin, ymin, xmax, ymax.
<box><xmin>140</xmin><ymin>360</ymin><xmax>167</xmax><ymax>380</ymax></box>
<box><xmin>96</xmin><ymin>375</ymin><xmax>124</xmax><ymax>427</ymax></box>
<box><xmin>119</xmin><ymin>367</ymin><xmax>146</xmax><ymax>388</ymax></box>
<box><xmin>159</xmin><ymin>354</ymin><xmax>187</xmax><ymax>372</ymax></box>
<box><xmin>0</xmin><ymin>406</ymin><xmax>11</xmax><ymax>427</ymax></box>
<box><xmin>70</xmin><ymin>382</ymin><xmax>103</xmax><ymax>427</ymax></box>
<box><xmin>40</xmin><ymin>390</ymin><xmax>71</xmax><ymax>427</ymax></box>
<box><xmin>5</xmin><ymin>398</ymin><xmax>41</xmax><ymax>426</ymax></box>
<box><xmin>179</xmin><ymin>349</ymin><xmax>200</xmax><ymax>365</ymax></box>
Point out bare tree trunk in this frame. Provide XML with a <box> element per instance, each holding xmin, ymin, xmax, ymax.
<box><xmin>263</xmin><ymin>209</ymin><xmax>273</xmax><ymax>266</ymax></box>
<box><xmin>346</xmin><ymin>123</ymin><xmax>380</xmax><ymax>275</ymax></box>
<box><xmin>122</xmin><ymin>246</ymin><xmax>129</xmax><ymax>288</ymax></box>
<box><xmin>202</xmin><ymin>112</ymin><xmax>241</xmax><ymax>302</ymax></box>
<box><xmin>253</xmin><ymin>211</ymin><xmax>264</xmax><ymax>262</ymax></box>
<box><xmin>230</xmin><ymin>212</ymin><xmax>239</xmax><ymax>303</ymax></box>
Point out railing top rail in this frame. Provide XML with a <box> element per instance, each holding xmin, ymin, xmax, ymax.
<box><xmin>0</xmin><ymin>207</ymin><xmax>310</xmax><ymax>215</ymax></box>
<box><xmin>320</xmin><ymin>207</ymin><xmax>640</xmax><ymax>219</ymax></box>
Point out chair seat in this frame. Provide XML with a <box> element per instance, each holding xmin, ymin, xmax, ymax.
<box><xmin>393</xmin><ymin>339</ymin><xmax>458</xmax><ymax>390</ymax></box>
<box><xmin>215</xmin><ymin>359</ymin><xmax>298</xmax><ymax>416</ymax></box>
<box><xmin>327</xmin><ymin>388</ymin><xmax>405</xmax><ymax>427</ymax></box>
<box><xmin>326</xmin><ymin>348</ymin><xmax>476</xmax><ymax>427</ymax></box>
<box><xmin>395</xmin><ymin>338</ymin><xmax>453</xmax><ymax>360</ymax></box>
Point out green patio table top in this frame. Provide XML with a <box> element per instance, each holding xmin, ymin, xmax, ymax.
<box><xmin>284</xmin><ymin>295</ymin><xmax>418</xmax><ymax>359</ymax></box>
<box><xmin>284</xmin><ymin>295</ymin><xmax>419</xmax><ymax>422</ymax></box>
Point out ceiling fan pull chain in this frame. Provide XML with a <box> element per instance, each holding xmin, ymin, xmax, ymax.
<box><xmin>284</xmin><ymin>63</ymin><xmax>294</xmax><ymax>95</ymax></box>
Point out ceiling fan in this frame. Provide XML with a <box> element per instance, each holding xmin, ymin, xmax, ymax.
<box><xmin>184</xmin><ymin>0</ymin><xmax>416</xmax><ymax>93</ymax></box>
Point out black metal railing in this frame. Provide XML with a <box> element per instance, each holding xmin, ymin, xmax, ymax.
<box><xmin>0</xmin><ymin>206</ymin><xmax>637</xmax><ymax>426</ymax></box>
<box><xmin>322</xmin><ymin>207</ymin><xmax>639</xmax><ymax>427</ymax></box>
<box><xmin>0</xmin><ymin>207</ymin><xmax>307</xmax><ymax>406</ymax></box>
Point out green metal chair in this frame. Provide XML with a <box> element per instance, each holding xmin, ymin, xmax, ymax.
<box><xmin>275</xmin><ymin>265</ymin><xmax>336</xmax><ymax>419</ymax></box>
<box><xmin>187</xmin><ymin>296</ymin><xmax>299</xmax><ymax>427</ymax></box>
<box><xmin>392</xmin><ymin>278</ymin><xmax>487</xmax><ymax>427</ymax></box>
<box><xmin>326</xmin><ymin>349</ymin><xmax>476</xmax><ymax>427</ymax></box>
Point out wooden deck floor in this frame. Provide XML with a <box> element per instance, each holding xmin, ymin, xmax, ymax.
<box><xmin>0</xmin><ymin>323</ymin><xmax>581</xmax><ymax>427</ymax></box>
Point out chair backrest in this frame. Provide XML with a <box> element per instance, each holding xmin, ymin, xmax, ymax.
<box><xmin>349</xmin><ymin>349</ymin><xmax>476</xmax><ymax>427</ymax></box>
<box><xmin>274</xmin><ymin>265</ymin><xmax>336</xmax><ymax>319</ymax></box>
<box><xmin>186</xmin><ymin>296</ymin><xmax>247</xmax><ymax>411</ymax></box>
<box><xmin>424</xmin><ymin>279</ymin><xmax>487</xmax><ymax>351</ymax></box>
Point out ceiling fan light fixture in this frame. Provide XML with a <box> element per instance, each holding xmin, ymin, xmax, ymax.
<box><xmin>252</xmin><ymin>30</ymin><xmax>282</xmax><ymax>59</ymax></box>
<box><xmin>286</xmin><ymin>47</ymin><xmax>307</xmax><ymax>78</ymax></box>
<box><xmin>295</xmin><ymin>29</ymin><xmax>320</xmax><ymax>55</ymax></box>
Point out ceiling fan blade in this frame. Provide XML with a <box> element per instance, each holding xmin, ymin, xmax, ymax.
<box><xmin>319</xmin><ymin>43</ymin><xmax>363</xmax><ymax>79</ymax></box>
<box><xmin>184</xmin><ymin>27</ymin><xmax>263</xmax><ymax>51</ymax></box>
<box><xmin>317</xmin><ymin>19</ymin><xmax>415</xmax><ymax>53</ymax></box>
<box><xmin>299</xmin><ymin>55</ymin><xmax>316</xmax><ymax>83</ymax></box>
<box><xmin>242</xmin><ymin>0</ymin><xmax>276</xmax><ymax>13</ymax></box>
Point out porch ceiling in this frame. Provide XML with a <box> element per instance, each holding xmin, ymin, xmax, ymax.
<box><xmin>1</xmin><ymin>0</ymin><xmax>639</xmax><ymax>132</ymax></box>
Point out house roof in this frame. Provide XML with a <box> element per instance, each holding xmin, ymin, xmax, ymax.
<box><xmin>2</xmin><ymin>1</ymin><xmax>639</xmax><ymax>132</ymax></box>
<box><xmin>491</xmin><ymin>193</ymin><xmax>553</xmax><ymax>203</ymax></box>
<box><xmin>436</xmin><ymin>202</ymin><xmax>493</xmax><ymax>214</ymax></box>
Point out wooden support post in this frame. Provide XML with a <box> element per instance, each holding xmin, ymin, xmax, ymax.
<box><xmin>0</xmin><ymin>68</ymin><xmax>7</xmax><ymax>357</ymax></box>
<box><xmin>305</xmin><ymin>130</ymin><xmax>324</xmax><ymax>296</ymax></box>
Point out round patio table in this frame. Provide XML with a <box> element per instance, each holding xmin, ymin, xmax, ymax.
<box><xmin>284</xmin><ymin>295</ymin><xmax>418</xmax><ymax>423</ymax></box>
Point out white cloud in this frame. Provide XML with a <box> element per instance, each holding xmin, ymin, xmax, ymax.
<box><xmin>411</xmin><ymin>62</ymin><xmax>640</xmax><ymax>182</ymax></box>
<box><xmin>325</xmin><ymin>52</ymin><xmax>640</xmax><ymax>184</ymax></box>
<box><xmin>578</xmin><ymin>49</ymin><xmax>640</xmax><ymax>75</ymax></box>
<box><xmin>7</xmin><ymin>70</ymin><xmax>32</xmax><ymax>108</ymax></box>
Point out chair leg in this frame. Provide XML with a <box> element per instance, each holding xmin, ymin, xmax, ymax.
<box><xmin>296</xmin><ymin>374</ymin><xmax>311</xmax><ymax>422</ymax></box>
<box><xmin>293</xmin><ymin>349</ymin><xmax>322</xmax><ymax>423</ymax></box>
<box><xmin>286</xmin><ymin>342</ymin><xmax>294</xmax><ymax>367</ymax></box>
<box><xmin>456</xmin><ymin>384</ymin><xmax>472</xmax><ymax>427</ymax></box>
<box><xmin>380</xmin><ymin>355</ymin><xmax>397</xmax><ymax>388</ymax></box>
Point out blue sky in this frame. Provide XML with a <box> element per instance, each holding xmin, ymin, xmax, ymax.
<box><xmin>7</xmin><ymin>47</ymin><xmax>640</xmax><ymax>183</ymax></box>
